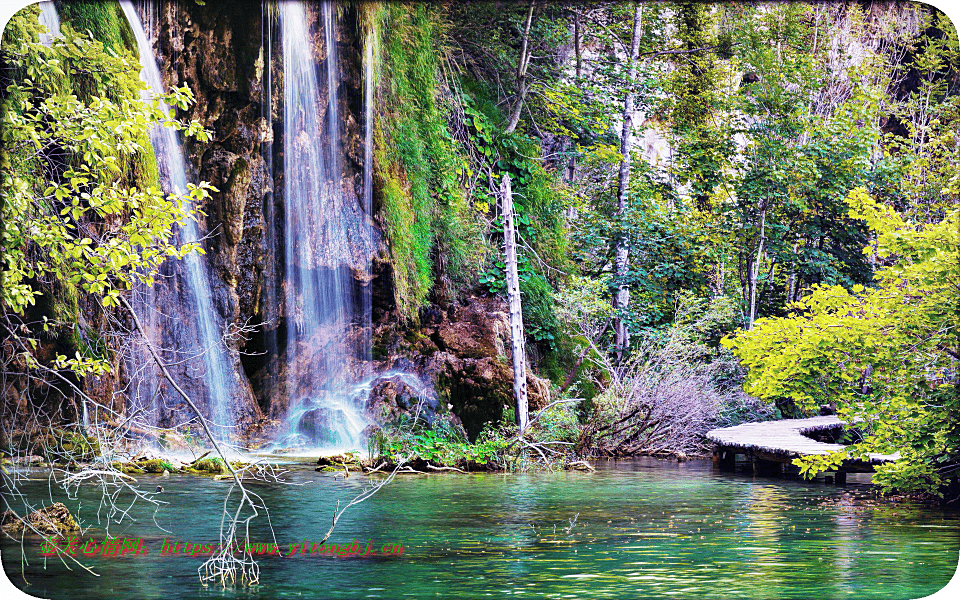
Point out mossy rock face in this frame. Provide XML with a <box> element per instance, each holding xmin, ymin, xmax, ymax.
<box><xmin>5</xmin><ymin>430</ymin><xmax>99</xmax><ymax>463</ymax></box>
<box><xmin>192</xmin><ymin>458</ymin><xmax>225</xmax><ymax>474</ymax></box>
<box><xmin>138</xmin><ymin>459</ymin><xmax>168</xmax><ymax>474</ymax></box>
<box><xmin>57</xmin><ymin>431</ymin><xmax>99</xmax><ymax>462</ymax></box>
<box><xmin>58</xmin><ymin>1</ymin><xmax>138</xmax><ymax>58</ymax></box>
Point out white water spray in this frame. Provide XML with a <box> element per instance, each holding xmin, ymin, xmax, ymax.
<box><xmin>120</xmin><ymin>1</ymin><xmax>238</xmax><ymax>440</ymax></box>
<box><xmin>277</xmin><ymin>1</ymin><xmax>372</xmax><ymax>451</ymax></box>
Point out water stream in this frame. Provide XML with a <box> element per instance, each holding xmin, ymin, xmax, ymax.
<box><xmin>277</xmin><ymin>0</ymin><xmax>371</xmax><ymax>451</ymax></box>
<box><xmin>119</xmin><ymin>1</ymin><xmax>238</xmax><ymax>440</ymax></box>
<box><xmin>3</xmin><ymin>459</ymin><xmax>957</xmax><ymax>599</ymax></box>
<box><xmin>37</xmin><ymin>1</ymin><xmax>60</xmax><ymax>46</ymax></box>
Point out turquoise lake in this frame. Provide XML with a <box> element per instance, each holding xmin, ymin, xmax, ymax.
<box><xmin>2</xmin><ymin>458</ymin><xmax>958</xmax><ymax>599</ymax></box>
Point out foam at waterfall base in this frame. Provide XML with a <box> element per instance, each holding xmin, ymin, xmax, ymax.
<box><xmin>265</xmin><ymin>371</ymin><xmax>434</xmax><ymax>457</ymax></box>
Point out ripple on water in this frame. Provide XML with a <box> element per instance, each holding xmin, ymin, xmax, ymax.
<box><xmin>1</xmin><ymin>458</ymin><xmax>957</xmax><ymax>600</ymax></box>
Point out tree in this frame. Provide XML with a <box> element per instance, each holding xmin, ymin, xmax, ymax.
<box><xmin>1</xmin><ymin>10</ymin><xmax>213</xmax><ymax>376</ymax></box>
<box><xmin>500</xmin><ymin>173</ymin><xmax>528</xmax><ymax>430</ymax></box>
<box><xmin>667</xmin><ymin>3</ymin><xmax>730</xmax><ymax>213</ymax></box>
<box><xmin>723</xmin><ymin>186</ymin><xmax>959</xmax><ymax>495</ymax></box>
<box><xmin>612</xmin><ymin>2</ymin><xmax>643</xmax><ymax>361</ymax></box>
<box><xmin>504</xmin><ymin>0</ymin><xmax>537</xmax><ymax>134</ymax></box>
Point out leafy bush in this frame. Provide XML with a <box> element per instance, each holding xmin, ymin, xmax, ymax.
<box><xmin>368</xmin><ymin>414</ymin><xmax>508</xmax><ymax>468</ymax></box>
<box><xmin>725</xmin><ymin>188</ymin><xmax>959</xmax><ymax>495</ymax></box>
<box><xmin>1</xmin><ymin>9</ymin><xmax>212</xmax><ymax>385</ymax></box>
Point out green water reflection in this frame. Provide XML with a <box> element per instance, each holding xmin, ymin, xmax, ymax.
<box><xmin>2</xmin><ymin>458</ymin><xmax>957</xmax><ymax>599</ymax></box>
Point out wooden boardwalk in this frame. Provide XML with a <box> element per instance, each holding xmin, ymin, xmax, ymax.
<box><xmin>706</xmin><ymin>416</ymin><xmax>898</xmax><ymax>483</ymax></box>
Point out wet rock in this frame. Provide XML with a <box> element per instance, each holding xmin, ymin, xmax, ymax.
<box><xmin>364</xmin><ymin>373</ymin><xmax>442</xmax><ymax>425</ymax></box>
<box><xmin>374</xmin><ymin>295</ymin><xmax>551</xmax><ymax>441</ymax></box>
<box><xmin>1</xmin><ymin>503</ymin><xmax>80</xmax><ymax>536</ymax></box>
<box><xmin>149</xmin><ymin>0</ymin><xmax>272</xmax><ymax>430</ymax></box>
<box><xmin>433</xmin><ymin>296</ymin><xmax>510</xmax><ymax>359</ymax></box>
<box><xmin>294</xmin><ymin>400</ymin><xmax>364</xmax><ymax>448</ymax></box>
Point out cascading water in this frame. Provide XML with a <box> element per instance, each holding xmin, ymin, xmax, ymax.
<box><xmin>38</xmin><ymin>1</ymin><xmax>60</xmax><ymax>46</ymax></box>
<box><xmin>120</xmin><ymin>1</ymin><xmax>239</xmax><ymax>441</ymax></box>
<box><xmin>261</xmin><ymin>4</ymin><xmax>280</xmax><ymax>398</ymax></box>
<box><xmin>276</xmin><ymin>1</ymin><xmax>373</xmax><ymax>451</ymax></box>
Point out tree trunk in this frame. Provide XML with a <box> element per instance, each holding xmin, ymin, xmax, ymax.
<box><xmin>613</xmin><ymin>3</ymin><xmax>643</xmax><ymax>361</ymax></box>
<box><xmin>747</xmin><ymin>205</ymin><xmax>766</xmax><ymax>329</ymax></box>
<box><xmin>504</xmin><ymin>0</ymin><xmax>536</xmax><ymax>134</ymax></box>
<box><xmin>501</xmin><ymin>173</ymin><xmax>528</xmax><ymax>431</ymax></box>
<box><xmin>786</xmin><ymin>242</ymin><xmax>799</xmax><ymax>303</ymax></box>
<box><xmin>574</xmin><ymin>10</ymin><xmax>582</xmax><ymax>79</ymax></box>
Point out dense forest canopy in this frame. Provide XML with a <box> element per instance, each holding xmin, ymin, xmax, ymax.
<box><xmin>1</xmin><ymin>0</ymin><xmax>957</xmax><ymax>505</ymax></box>
<box><xmin>376</xmin><ymin>0</ymin><xmax>960</xmax><ymax>495</ymax></box>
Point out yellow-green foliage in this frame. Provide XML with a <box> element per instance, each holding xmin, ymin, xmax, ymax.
<box><xmin>56</xmin><ymin>0</ymin><xmax>159</xmax><ymax>191</ymax></box>
<box><xmin>1</xmin><ymin>5</ymin><xmax>161</xmax><ymax>366</ymax></box>
<box><xmin>376</xmin><ymin>3</ymin><xmax>481</xmax><ymax>318</ymax></box>
<box><xmin>1</xmin><ymin>8</ymin><xmax>211</xmax><ymax>379</ymax></box>
<box><xmin>724</xmin><ymin>188</ymin><xmax>959</xmax><ymax>495</ymax></box>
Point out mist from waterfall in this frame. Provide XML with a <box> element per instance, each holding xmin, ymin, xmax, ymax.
<box><xmin>119</xmin><ymin>1</ymin><xmax>238</xmax><ymax>440</ymax></box>
<box><xmin>277</xmin><ymin>1</ymin><xmax>372</xmax><ymax>451</ymax></box>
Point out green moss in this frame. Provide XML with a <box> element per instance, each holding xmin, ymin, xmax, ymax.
<box><xmin>52</xmin><ymin>279</ymin><xmax>79</xmax><ymax>324</ymax></box>
<box><xmin>193</xmin><ymin>457</ymin><xmax>225</xmax><ymax>474</ymax></box>
<box><xmin>230</xmin><ymin>157</ymin><xmax>249</xmax><ymax>182</ymax></box>
<box><xmin>127</xmin><ymin>139</ymin><xmax>161</xmax><ymax>190</ymax></box>
<box><xmin>377</xmin><ymin>4</ymin><xmax>482</xmax><ymax>318</ymax></box>
<box><xmin>56</xmin><ymin>0</ymin><xmax>139</xmax><ymax>59</ymax></box>
<box><xmin>113</xmin><ymin>462</ymin><xmax>145</xmax><ymax>475</ymax></box>
<box><xmin>139</xmin><ymin>459</ymin><xmax>168</xmax><ymax>473</ymax></box>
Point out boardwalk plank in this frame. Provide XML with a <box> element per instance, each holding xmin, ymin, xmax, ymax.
<box><xmin>706</xmin><ymin>416</ymin><xmax>898</xmax><ymax>469</ymax></box>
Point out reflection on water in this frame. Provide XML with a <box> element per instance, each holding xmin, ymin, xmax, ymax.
<box><xmin>2</xmin><ymin>458</ymin><xmax>957</xmax><ymax>599</ymax></box>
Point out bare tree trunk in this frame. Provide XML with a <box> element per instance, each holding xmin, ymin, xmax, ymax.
<box><xmin>786</xmin><ymin>242</ymin><xmax>799</xmax><ymax>303</ymax></box>
<box><xmin>713</xmin><ymin>261</ymin><xmax>725</xmax><ymax>298</ymax></box>
<box><xmin>501</xmin><ymin>173</ymin><xmax>528</xmax><ymax>431</ymax></box>
<box><xmin>613</xmin><ymin>3</ymin><xmax>643</xmax><ymax>361</ymax></box>
<box><xmin>747</xmin><ymin>205</ymin><xmax>766</xmax><ymax>329</ymax></box>
<box><xmin>505</xmin><ymin>0</ymin><xmax>536</xmax><ymax>134</ymax></box>
<box><xmin>574</xmin><ymin>9</ymin><xmax>582</xmax><ymax>79</ymax></box>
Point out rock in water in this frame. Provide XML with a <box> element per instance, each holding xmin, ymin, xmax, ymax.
<box><xmin>1</xmin><ymin>502</ymin><xmax>80</xmax><ymax>535</ymax></box>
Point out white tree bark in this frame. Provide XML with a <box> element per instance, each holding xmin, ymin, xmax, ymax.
<box><xmin>501</xmin><ymin>173</ymin><xmax>528</xmax><ymax>431</ymax></box>
<box><xmin>747</xmin><ymin>205</ymin><xmax>766</xmax><ymax>329</ymax></box>
<box><xmin>504</xmin><ymin>0</ymin><xmax>536</xmax><ymax>134</ymax></box>
<box><xmin>613</xmin><ymin>3</ymin><xmax>644</xmax><ymax>361</ymax></box>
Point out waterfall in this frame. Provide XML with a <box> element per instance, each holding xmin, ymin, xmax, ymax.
<box><xmin>277</xmin><ymin>1</ymin><xmax>372</xmax><ymax>451</ymax></box>
<box><xmin>38</xmin><ymin>1</ymin><xmax>60</xmax><ymax>46</ymax></box>
<box><xmin>119</xmin><ymin>1</ymin><xmax>238</xmax><ymax>441</ymax></box>
<box><xmin>262</xmin><ymin>3</ymin><xmax>280</xmax><ymax>399</ymax></box>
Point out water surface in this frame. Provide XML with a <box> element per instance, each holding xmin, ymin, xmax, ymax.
<box><xmin>2</xmin><ymin>459</ymin><xmax>957</xmax><ymax>599</ymax></box>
